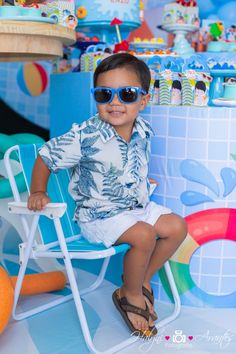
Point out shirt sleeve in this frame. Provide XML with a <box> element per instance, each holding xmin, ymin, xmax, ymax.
<box><xmin>39</xmin><ymin>124</ymin><xmax>82</xmax><ymax>172</ymax></box>
<box><xmin>146</xmin><ymin>138</ymin><xmax>152</xmax><ymax>163</ymax></box>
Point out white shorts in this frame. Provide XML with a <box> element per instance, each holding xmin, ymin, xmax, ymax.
<box><xmin>79</xmin><ymin>201</ymin><xmax>172</xmax><ymax>248</ymax></box>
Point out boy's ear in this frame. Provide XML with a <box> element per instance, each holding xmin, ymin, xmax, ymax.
<box><xmin>140</xmin><ymin>93</ymin><xmax>150</xmax><ymax>111</ymax></box>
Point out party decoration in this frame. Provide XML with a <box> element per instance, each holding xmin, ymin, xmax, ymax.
<box><xmin>162</xmin><ymin>208</ymin><xmax>236</xmax><ymax>307</ymax></box>
<box><xmin>110</xmin><ymin>17</ymin><xmax>123</xmax><ymax>43</ymax></box>
<box><xmin>34</xmin><ymin>0</ymin><xmax>76</xmax><ymax>28</ymax></box>
<box><xmin>17</xmin><ymin>63</ymin><xmax>48</xmax><ymax>97</ymax></box>
<box><xmin>209</xmin><ymin>21</ymin><xmax>224</xmax><ymax>40</ymax></box>
<box><xmin>76</xmin><ymin>0</ymin><xmax>140</xmax><ymax>41</ymax></box>
<box><xmin>114</xmin><ymin>40</ymin><xmax>129</xmax><ymax>54</ymax></box>
<box><xmin>76</xmin><ymin>5</ymin><xmax>87</xmax><ymax>19</ymax></box>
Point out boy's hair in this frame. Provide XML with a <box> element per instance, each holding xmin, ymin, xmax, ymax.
<box><xmin>94</xmin><ymin>53</ymin><xmax>151</xmax><ymax>93</ymax></box>
<box><xmin>172</xmin><ymin>80</ymin><xmax>182</xmax><ymax>90</ymax></box>
<box><xmin>154</xmin><ymin>79</ymin><xmax>159</xmax><ymax>89</ymax></box>
<box><xmin>195</xmin><ymin>81</ymin><xmax>206</xmax><ymax>91</ymax></box>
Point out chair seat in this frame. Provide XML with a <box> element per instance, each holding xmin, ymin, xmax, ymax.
<box><xmin>49</xmin><ymin>236</ymin><xmax>130</xmax><ymax>254</ymax></box>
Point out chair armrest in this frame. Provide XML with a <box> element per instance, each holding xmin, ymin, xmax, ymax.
<box><xmin>8</xmin><ymin>202</ymin><xmax>67</xmax><ymax>219</ymax></box>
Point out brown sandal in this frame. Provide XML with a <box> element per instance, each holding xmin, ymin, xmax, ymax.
<box><xmin>112</xmin><ymin>288</ymin><xmax>157</xmax><ymax>338</ymax></box>
<box><xmin>142</xmin><ymin>285</ymin><xmax>158</xmax><ymax>321</ymax></box>
<box><xmin>121</xmin><ymin>275</ymin><xmax>158</xmax><ymax>321</ymax></box>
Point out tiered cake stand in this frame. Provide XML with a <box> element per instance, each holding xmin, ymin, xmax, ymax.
<box><xmin>162</xmin><ymin>24</ymin><xmax>199</xmax><ymax>57</ymax></box>
<box><xmin>0</xmin><ymin>20</ymin><xmax>76</xmax><ymax>62</ymax></box>
<box><xmin>129</xmin><ymin>41</ymin><xmax>166</xmax><ymax>52</ymax></box>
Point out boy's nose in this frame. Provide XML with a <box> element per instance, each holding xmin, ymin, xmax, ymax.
<box><xmin>111</xmin><ymin>93</ymin><xmax>120</xmax><ymax>104</ymax></box>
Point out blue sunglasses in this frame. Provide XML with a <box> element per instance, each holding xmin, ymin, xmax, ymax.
<box><xmin>91</xmin><ymin>86</ymin><xmax>147</xmax><ymax>104</ymax></box>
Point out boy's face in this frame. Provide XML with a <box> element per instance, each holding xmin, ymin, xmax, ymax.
<box><xmin>195</xmin><ymin>88</ymin><xmax>205</xmax><ymax>97</ymax></box>
<box><xmin>171</xmin><ymin>88</ymin><xmax>181</xmax><ymax>99</ymax></box>
<box><xmin>95</xmin><ymin>67</ymin><xmax>149</xmax><ymax>135</ymax></box>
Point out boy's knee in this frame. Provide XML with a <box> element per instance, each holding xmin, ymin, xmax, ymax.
<box><xmin>159</xmin><ymin>214</ymin><xmax>187</xmax><ymax>242</ymax></box>
<box><xmin>133</xmin><ymin>223</ymin><xmax>156</xmax><ymax>251</ymax></box>
<box><xmin>173</xmin><ymin>216</ymin><xmax>188</xmax><ymax>242</ymax></box>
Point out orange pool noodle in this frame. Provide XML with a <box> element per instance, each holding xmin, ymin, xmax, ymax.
<box><xmin>10</xmin><ymin>271</ymin><xmax>66</xmax><ymax>296</ymax></box>
<box><xmin>0</xmin><ymin>267</ymin><xmax>14</xmax><ymax>334</ymax></box>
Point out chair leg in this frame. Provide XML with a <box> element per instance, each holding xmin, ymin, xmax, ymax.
<box><xmin>156</xmin><ymin>261</ymin><xmax>181</xmax><ymax>329</ymax></box>
<box><xmin>55</xmin><ymin>214</ymin><xmax>182</xmax><ymax>353</ymax></box>
<box><xmin>54</xmin><ymin>218</ymin><xmax>140</xmax><ymax>354</ymax></box>
<box><xmin>80</xmin><ymin>257</ymin><xmax>111</xmax><ymax>296</ymax></box>
<box><xmin>13</xmin><ymin>215</ymin><xmax>38</xmax><ymax>320</ymax></box>
<box><xmin>61</xmin><ymin>245</ymin><xmax>139</xmax><ymax>353</ymax></box>
<box><xmin>12</xmin><ymin>215</ymin><xmax>73</xmax><ymax>321</ymax></box>
<box><xmin>64</xmin><ymin>259</ymin><xmax>181</xmax><ymax>353</ymax></box>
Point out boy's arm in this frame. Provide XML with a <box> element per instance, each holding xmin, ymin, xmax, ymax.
<box><xmin>27</xmin><ymin>155</ymin><xmax>51</xmax><ymax>211</ymax></box>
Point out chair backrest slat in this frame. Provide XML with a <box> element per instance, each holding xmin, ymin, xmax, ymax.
<box><xmin>19</xmin><ymin>144</ymin><xmax>80</xmax><ymax>245</ymax></box>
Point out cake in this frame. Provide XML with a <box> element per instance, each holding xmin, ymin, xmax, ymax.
<box><xmin>75</xmin><ymin>0</ymin><xmax>141</xmax><ymax>32</ymax></box>
<box><xmin>14</xmin><ymin>0</ymin><xmax>77</xmax><ymax>28</ymax></box>
<box><xmin>162</xmin><ymin>0</ymin><xmax>200</xmax><ymax>27</ymax></box>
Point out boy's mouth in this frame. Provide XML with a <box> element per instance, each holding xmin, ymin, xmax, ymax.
<box><xmin>108</xmin><ymin>111</ymin><xmax>124</xmax><ymax>117</ymax></box>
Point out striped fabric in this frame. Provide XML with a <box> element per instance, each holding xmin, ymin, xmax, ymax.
<box><xmin>160</xmin><ymin>78</ymin><xmax>171</xmax><ymax>105</ymax></box>
<box><xmin>182</xmin><ymin>77</ymin><xmax>193</xmax><ymax>105</ymax></box>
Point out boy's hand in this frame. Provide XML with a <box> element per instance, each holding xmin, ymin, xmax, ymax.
<box><xmin>148</xmin><ymin>178</ymin><xmax>159</xmax><ymax>186</ymax></box>
<box><xmin>27</xmin><ymin>191</ymin><xmax>51</xmax><ymax>211</ymax></box>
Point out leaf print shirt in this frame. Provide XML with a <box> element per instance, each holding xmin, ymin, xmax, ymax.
<box><xmin>39</xmin><ymin>114</ymin><xmax>154</xmax><ymax>222</ymax></box>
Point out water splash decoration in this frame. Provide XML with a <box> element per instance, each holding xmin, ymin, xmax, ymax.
<box><xmin>181</xmin><ymin>191</ymin><xmax>214</xmax><ymax>206</ymax></box>
<box><xmin>221</xmin><ymin>167</ymin><xmax>236</xmax><ymax>197</ymax></box>
<box><xmin>181</xmin><ymin>159</ymin><xmax>220</xmax><ymax>195</ymax></box>
<box><xmin>180</xmin><ymin>158</ymin><xmax>236</xmax><ymax>206</ymax></box>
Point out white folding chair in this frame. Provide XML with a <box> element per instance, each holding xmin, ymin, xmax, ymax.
<box><xmin>4</xmin><ymin>143</ymin><xmax>181</xmax><ymax>354</ymax></box>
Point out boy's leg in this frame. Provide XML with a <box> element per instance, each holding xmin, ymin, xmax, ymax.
<box><xmin>143</xmin><ymin>213</ymin><xmax>187</xmax><ymax>313</ymax></box>
<box><xmin>115</xmin><ymin>221</ymin><xmax>157</xmax><ymax>331</ymax></box>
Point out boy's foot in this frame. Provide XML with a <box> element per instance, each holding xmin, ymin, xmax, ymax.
<box><xmin>121</xmin><ymin>275</ymin><xmax>157</xmax><ymax>323</ymax></box>
<box><xmin>142</xmin><ymin>284</ymin><xmax>158</xmax><ymax>321</ymax></box>
<box><xmin>112</xmin><ymin>288</ymin><xmax>157</xmax><ymax>338</ymax></box>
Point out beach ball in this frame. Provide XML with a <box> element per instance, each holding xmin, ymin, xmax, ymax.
<box><xmin>17</xmin><ymin>63</ymin><xmax>48</xmax><ymax>97</ymax></box>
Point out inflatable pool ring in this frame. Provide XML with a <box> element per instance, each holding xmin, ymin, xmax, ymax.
<box><xmin>0</xmin><ymin>268</ymin><xmax>66</xmax><ymax>334</ymax></box>
<box><xmin>10</xmin><ymin>271</ymin><xmax>66</xmax><ymax>296</ymax></box>
<box><xmin>10</xmin><ymin>133</ymin><xmax>45</xmax><ymax>145</ymax></box>
<box><xmin>159</xmin><ymin>208</ymin><xmax>236</xmax><ymax>307</ymax></box>
<box><xmin>0</xmin><ymin>133</ymin><xmax>45</xmax><ymax>199</ymax></box>
<box><xmin>0</xmin><ymin>267</ymin><xmax>14</xmax><ymax>334</ymax></box>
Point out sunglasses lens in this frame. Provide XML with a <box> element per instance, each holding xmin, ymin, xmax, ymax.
<box><xmin>119</xmin><ymin>87</ymin><xmax>138</xmax><ymax>103</ymax></box>
<box><xmin>94</xmin><ymin>88</ymin><xmax>112</xmax><ymax>103</ymax></box>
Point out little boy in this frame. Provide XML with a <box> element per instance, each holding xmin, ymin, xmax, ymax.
<box><xmin>28</xmin><ymin>53</ymin><xmax>187</xmax><ymax>338</ymax></box>
<box><xmin>171</xmin><ymin>80</ymin><xmax>182</xmax><ymax>105</ymax></box>
<box><xmin>194</xmin><ymin>80</ymin><xmax>207</xmax><ymax>106</ymax></box>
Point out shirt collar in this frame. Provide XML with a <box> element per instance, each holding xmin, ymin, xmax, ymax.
<box><xmin>133</xmin><ymin>116</ymin><xmax>155</xmax><ymax>140</ymax></box>
<box><xmin>94</xmin><ymin>114</ymin><xmax>154</xmax><ymax>143</ymax></box>
<box><xmin>95</xmin><ymin>114</ymin><xmax>116</xmax><ymax>143</ymax></box>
